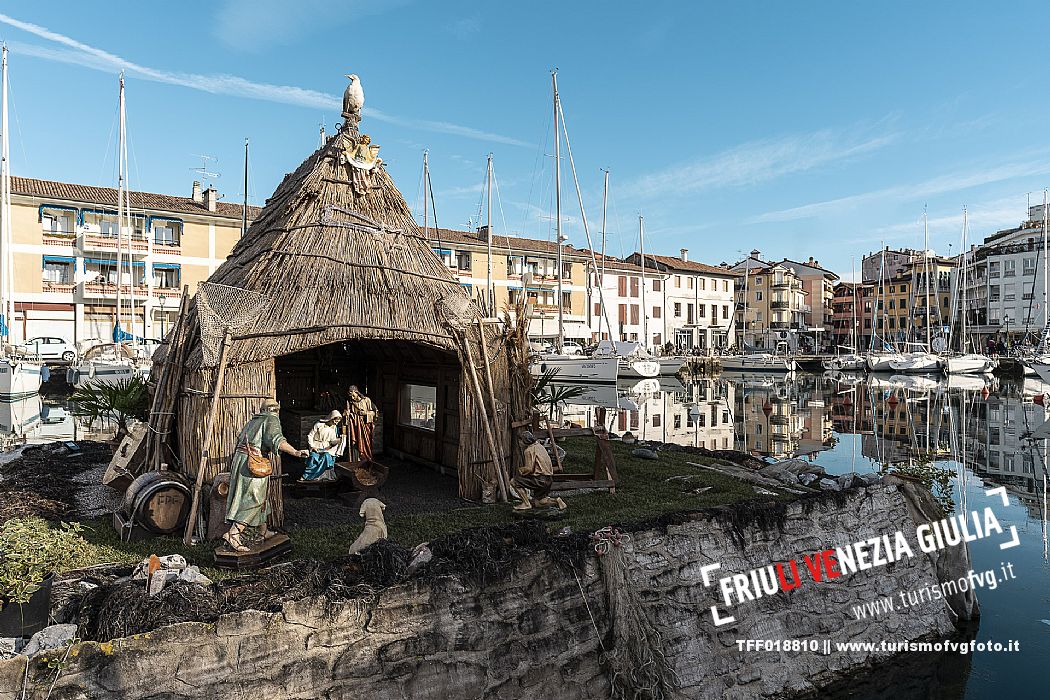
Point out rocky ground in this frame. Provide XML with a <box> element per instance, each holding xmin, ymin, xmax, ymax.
<box><xmin>0</xmin><ymin>441</ymin><xmax>117</xmax><ymax>522</ymax></box>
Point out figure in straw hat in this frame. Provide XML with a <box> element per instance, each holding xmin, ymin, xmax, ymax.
<box><xmin>512</xmin><ymin>431</ymin><xmax>566</xmax><ymax>511</ymax></box>
<box><xmin>224</xmin><ymin>399</ymin><xmax>308</xmax><ymax>552</ymax></box>
<box><xmin>303</xmin><ymin>410</ymin><xmax>343</xmax><ymax>481</ymax></box>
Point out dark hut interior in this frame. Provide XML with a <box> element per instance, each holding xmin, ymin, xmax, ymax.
<box><xmin>274</xmin><ymin>340</ymin><xmax>463</xmax><ymax>475</ymax></box>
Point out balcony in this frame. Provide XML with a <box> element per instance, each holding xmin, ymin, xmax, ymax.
<box><xmin>770</xmin><ymin>321</ymin><xmax>790</xmax><ymax>329</ymax></box>
<box><xmin>42</xmin><ymin>232</ymin><xmax>77</xmax><ymax>248</ymax></box>
<box><xmin>82</xmin><ymin>281</ymin><xmax>150</xmax><ymax>300</ymax></box>
<box><xmin>82</xmin><ymin>232</ymin><xmax>150</xmax><ymax>255</ymax></box>
<box><xmin>42</xmin><ymin>281</ymin><xmax>76</xmax><ymax>294</ymax></box>
<box><xmin>771</xmin><ymin>300</ymin><xmax>789</xmax><ymax>309</ymax></box>
<box><xmin>771</xmin><ymin>279</ymin><xmax>790</xmax><ymax>289</ymax></box>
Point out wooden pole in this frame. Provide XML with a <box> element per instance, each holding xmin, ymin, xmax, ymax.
<box><xmin>144</xmin><ymin>287</ymin><xmax>190</xmax><ymax>471</ymax></box>
<box><xmin>182</xmin><ymin>329</ymin><xmax>233</xmax><ymax>545</ymax></box>
<box><xmin>476</xmin><ymin>320</ymin><xmax>514</xmax><ymax>491</ymax></box>
<box><xmin>458</xmin><ymin>329</ymin><xmax>509</xmax><ymax>502</ymax></box>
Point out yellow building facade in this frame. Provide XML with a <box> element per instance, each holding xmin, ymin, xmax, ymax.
<box><xmin>9</xmin><ymin>177</ymin><xmax>255</xmax><ymax>344</ymax></box>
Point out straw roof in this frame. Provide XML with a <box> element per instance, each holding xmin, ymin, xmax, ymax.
<box><xmin>180</xmin><ymin>116</ymin><xmax>479</xmax><ymax>369</ymax></box>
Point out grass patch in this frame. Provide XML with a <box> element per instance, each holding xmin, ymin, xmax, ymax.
<box><xmin>60</xmin><ymin>438</ymin><xmax>777</xmax><ymax>579</ymax></box>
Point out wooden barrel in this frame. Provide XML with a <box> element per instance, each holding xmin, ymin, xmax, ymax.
<box><xmin>121</xmin><ymin>472</ymin><xmax>191</xmax><ymax>535</ymax></box>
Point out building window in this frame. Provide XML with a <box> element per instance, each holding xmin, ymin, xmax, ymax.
<box><xmin>618</xmin><ymin>304</ymin><xmax>628</xmax><ymax>324</ymax></box>
<box><xmin>1003</xmin><ymin>260</ymin><xmax>1016</xmax><ymax>277</ymax></box>
<box><xmin>630</xmin><ymin>305</ymin><xmax>639</xmax><ymax>325</ymax></box>
<box><xmin>1024</xmin><ymin>258</ymin><xmax>1036</xmax><ymax>276</ymax></box>
<box><xmin>674</xmin><ymin>303</ymin><xmax>682</xmax><ymax>317</ymax></box>
<box><xmin>594</xmin><ymin>302</ymin><xmax>601</xmax><ymax>316</ymax></box>
<box><xmin>698</xmin><ymin>304</ymin><xmax>706</xmax><ymax>317</ymax></box>
<box><xmin>653</xmin><ymin>306</ymin><xmax>661</xmax><ymax>319</ymax></box>
<box><xmin>675</xmin><ymin>275</ymin><xmax>682</xmax><ymax>288</ymax></box>
<box><xmin>618</xmin><ymin>276</ymin><xmax>627</xmax><ymax>296</ymax></box>
<box><xmin>42</xmin><ymin>258</ymin><xmax>74</xmax><ymax>284</ymax></box>
<box><xmin>455</xmin><ymin>251</ymin><xmax>472</xmax><ymax>269</ymax></box>
<box><xmin>699</xmin><ymin>278</ymin><xmax>706</xmax><ymax>290</ymax></box>
<box><xmin>153</xmin><ymin>265</ymin><xmax>181</xmax><ymax>288</ymax></box>
<box><xmin>674</xmin><ymin>415</ymin><xmax>682</xmax><ymax>429</ymax></box>
<box><xmin>41</xmin><ymin>208</ymin><xmax>74</xmax><ymax>235</ymax></box>
<box><xmin>652</xmin><ymin>414</ymin><xmax>661</xmax><ymax>428</ymax></box>
<box><xmin>756</xmin><ymin>291</ymin><xmax>763</xmax><ymax>301</ymax></box>
<box><xmin>756</xmin><ymin>277</ymin><xmax>763</xmax><ymax>285</ymax></box>
<box><xmin>561</xmin><ymin>291</ymin><xmax>571</xmax><ymax>310</ymax></box>
<box><xmin>653</xmin><ymin>278</ymin><xmax>662</xmax><ymax>292</ymax></box>
<box><xmin>722</xmin><ymin>305</ymin><xmax>729</xmax><ymax>319</ymax></box>
<box><xmin>398</xmin><ymin>383</ymin><xmax>437</xmax><ymax>432</ymax></box>
<box><xmin>509</xmin><ymin>289</ymin><xmax>521</xmax><ymax>305</ymax></box>
<box><xmin>562</xmin><ymin>263</ymin><xmax>572</xmax><ymax>279</ymax></box>
<box><xmin>630</xmin><ymin>276</ymin><xmax>639</xmax><ymax>297</ymax></box>
<box><xmin>153</xmin><ymin>222</ymin><xmax>183</xmax><ymax>246</ymax></box>
<box><xmin>434</xmin><ymin>248</ymin><xmax>453</xmax><ymax>268</ymax></box>
<box><xmin>687</xmin><ymin>277</ymin><xmax>694</xmax><ymax>290</ymax></box>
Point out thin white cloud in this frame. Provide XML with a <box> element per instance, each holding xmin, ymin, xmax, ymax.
<box><xmin>753</xmin><ymin>158</ymin><xmax>1050</xmax><ymax>224</ymax></box>
<box><xmin>444</xmin><ymin>16</ymin><xmax>482</xmax><ymax>40</ymax></box>
<box><xmin>628</xmin><ymin>125</ymin><xmax>897</xmax><ymax>199</ymax></box>
<box><xmin>213</xmin><ymin>0</ymin><xmax>408</xmax><ymax>53</ymax></box>
<box><xmin>0</xmin><ymin>13</ymin><xmax>529</xmax><ymax>147</ymax></box>
<box><xmin>853</xmin><ymin>195</ymin><xmax>1028</xmax><ymax>246</ymax></box>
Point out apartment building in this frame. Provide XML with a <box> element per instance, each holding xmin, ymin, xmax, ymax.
<box><xmin>777</xmin><ymin>257</ymin><xmax>838</xmax><ymax>339</ymax></box>
<box><xmin>730</xmin><ymin>252</ymin><xmax>809</xmax><ymax>351</ymax></box>
<box><xmin>959</xmin><ymin>204</ymin><xmax>1050</xmax><ymax>346</ymax></box>
<box><xmin>8</xmin><ymin>177</ymin><xmax>255</xmax><ymax>344</ymax></box>
<box><xmin>624</xmin><ymin>249</ymin><xmax>736</xmax><ymax>352</ymax></box>
<box><xmin>829</xmin><ymin>281</ymin><xmax>874</xmax><ymax>352</ymax></box>
<box><xmin>584</xmin><ymin>253</ymin><xmax>667</xmax><ymax>345</ymax></box>
<box><xmin>862</xmin><ymin>247</ymin><xmax>956</xmax><ymax>348</ymax></box>
<box><xmin>427</xmin><ymin>227</ymin><xmax>591</xmax><ymax>341</ymax></box>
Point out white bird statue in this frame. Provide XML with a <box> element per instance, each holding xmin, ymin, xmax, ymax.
<box><xmin>342</xmin><ymin>73</ymin><xmax>364</xmax><ymax>119</ymax></box>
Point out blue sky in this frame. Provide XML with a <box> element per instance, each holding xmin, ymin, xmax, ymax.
<box><xmin>2</xmin><ymin>1</ymin><xmax>1050</xmax><ymax>279</ymax></box>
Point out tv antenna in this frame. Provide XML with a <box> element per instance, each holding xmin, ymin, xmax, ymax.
<box><xmin>190</xmin><ymin>154</ymin><xmax>220</xmax><ymax>185</ymax></box>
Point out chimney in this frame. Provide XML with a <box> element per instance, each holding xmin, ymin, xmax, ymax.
<box><xmin>191</xmin><ymin>180</ymin><xmax>203</xmax><ymax>203</ymax></box>
<box><xmin>203</xmin><ymin>186</ymin><xmax>219</xmax><ymax>212</ymax></box>
<box><xmin>808</xmin><ymin>256</ymin><xmax>814</xmax><ymax>264</ymax></box>
<box><xmin>750</xmin><ymin>249</ymin><xmax>761</xmax><ymax>260</ymax></box>
<box><xmin>477</xmin><ymin>224</ymin><xmax>490</xmax><ymax>238</ymax></box>
<box><xmin>680</xmin><ymin>248</ymin><xmax>689</xmax><ymax>262</ymax></box>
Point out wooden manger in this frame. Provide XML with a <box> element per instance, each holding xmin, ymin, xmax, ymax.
<box><xmin>523</xmin><ymin>406</ymin><xmax>618</xmax><ymax>493</ymax></box>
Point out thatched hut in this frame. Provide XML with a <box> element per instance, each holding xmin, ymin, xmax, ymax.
<box><xmin>151</xmin><ymin>85</ymin><xmax>516</xmax><ymax>522</ymax></box>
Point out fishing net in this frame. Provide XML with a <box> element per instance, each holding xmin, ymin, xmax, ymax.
<box><xmin>196</xmin><ymin>282</ymin><xmax>268</xmax><ymax>367</ymax></box>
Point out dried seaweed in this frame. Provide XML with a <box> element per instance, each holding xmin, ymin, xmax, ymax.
<box><xmin>79</xmin><ymin>580</ymin><xmax>220</xmax><ymax>642</ymax></box>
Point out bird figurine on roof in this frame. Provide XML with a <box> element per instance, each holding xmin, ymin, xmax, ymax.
<box><xmin>342</xmin><ymin>73</ymin><xmax>364</xmax><ymax>121</ymax></box>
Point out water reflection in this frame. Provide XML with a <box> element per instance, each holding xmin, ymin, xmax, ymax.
<box><xmin>0</xmin><ymin>393</ymin><xmax>115</xmax><ymax>452</ymax></box>
<box><xmin>554</xmin><ymin>371</ymin><xmax>1049</xmax><ymax>698</ymax></box>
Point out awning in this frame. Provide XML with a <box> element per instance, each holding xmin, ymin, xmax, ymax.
<box><xmin>528</xmin><ymin>319</ymin><xmax>591</xmax><ymax>339</ymax></box>
<box><xmin>153</xmin><ymin>263</ymin><xmax>181</xmax><ymax>270</ymax></box>
<box><xmin>42</xmin><ymin>255</ymin><xmax>76</xmax><ymax>265</ymax></box>
<box><xmin>84</xmin><ymin>258</ymin><xmax>146</xmax><ymax>268</ymax></box>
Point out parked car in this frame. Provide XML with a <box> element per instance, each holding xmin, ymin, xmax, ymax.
<box><xmin>17</xmin><ymin>336</ymin><xmax>76</xmax><ymax>362</ymax></box>
<box><xmin>561</xmin><ymin>341</ymin><xmax>585</xmax><ymax>356</ymax></box>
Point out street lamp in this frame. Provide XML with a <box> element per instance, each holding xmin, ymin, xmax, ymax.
<box><xmin>158</xmin><ymin>294</ymin><xmax>168</xmax><ymax>338</ymax></box>
<box><xmin>1003</xmin><ymin>314</ymin><xmax>1011</xmax><ymax>351</ymax></box>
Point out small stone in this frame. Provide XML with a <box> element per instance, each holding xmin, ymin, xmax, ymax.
<box><xmin>798</xmin><ymin>473</ymin><xmax>820</xmax><ymax>486</ymax></box>
<box><xmin>837</xmin><ymin>474</ymin><xmax>862</xmax><ymax>490</ymax></box>
<box><xmin>621</xmin><ymin>431</ymin><xmax>636</xmax><ymax>444</ymax></box>
<box><xmin>631</xmin><ymin>448</ymin><xmax>659</xmax><ymax>460</ymax></box>
<box><xmin>20</xmin><ymin>624</ymin><xmax>77</xmax><ymax>656</ymax></box>
<box><xmin>0</xmin><ymin>637</ymin><xmax>23</xmax><ymax>659</ymax></box>
<box><xmin>818</xmin><ymin>478</ymin><xmax>841</xmax><ymax>491</ymax></box>
<box><xmin>857</xmin><ymin>473</ymin><xmax>882</xmax><ymax>485</ymax></box>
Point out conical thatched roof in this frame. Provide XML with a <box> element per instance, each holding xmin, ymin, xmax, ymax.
<box><xmin>183</xmin><ymin>116</ymin><xmax>476</xmax><ymax>368</ymax></box>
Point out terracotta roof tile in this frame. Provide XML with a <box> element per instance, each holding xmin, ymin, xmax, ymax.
<box><xmin>425</xmin><ymin>227</ymin><xmax>585</xmax><ymax>257</ymax></box>
<box><xmin>632</xmin><ymin>253</ymin><xmax>734</xmax><ymax>276</ymax></box>
<box><xmin>12</xmin><ymin>176</ymin><xmax>261</xmax><ymax>220</ymax></box>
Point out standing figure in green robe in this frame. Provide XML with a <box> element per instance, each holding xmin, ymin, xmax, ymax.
<box><xmin>223</xmin><ymin>398</ymin><xmax>308</xmax><ymax>552</ymax></box>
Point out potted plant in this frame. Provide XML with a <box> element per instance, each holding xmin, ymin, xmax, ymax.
<box><xmin>0</xmin><ymin>517</ymin><xmax>87</xmax><ymax>637</ymax></box>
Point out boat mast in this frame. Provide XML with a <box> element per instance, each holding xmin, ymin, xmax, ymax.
<box><xmin>552</xmin><ymin>71</ymin><xmax>564</xmax><ymax>353</ymax></box>
<box><xmin>422</xmin><ymin>150</ymin><xmax>429</xmax><ymax>240</ymax></box>
<box><xmin>924</xmin><ymin>209</ymin><xmax>931</xmax><ymax>350</ymax></box>
<box><xmin>851</xmin><ymin>256</ymin><xmax>857</xmax><ymax>353</ymax></box>
<box><xmin>961</xmin><ymin>207</ymin><xmax>968</xmax><ymax>352</ymax></box>
<box><xmin>1043</xmin><ymin>189</ymin><xmax>1048</xmax><ymax>331</ymax></box>
<box><xmin>639</xmin><ymin>215</ymin><xmax>647</xmax><ymax>349</ymax></box>
<box><xmin>599</xmin><ymin>169</ymin><xmax>609</xmax><ymax>341</ymax></box>
<box><xmin>486</xmin><ymin>152</ymin><xmax>494</xmax><ymax>313</ymax></box>
<box><xmin>242</xmin><ymin>138</ymin><xmax>249</xmax><ymax>237</ymax></box>
<box><xmin>116</xmin><ymin>72</ymin><xmax>126</xmax><ymax>350</ymax></box>
<box><xmin>0</xmin><ymin>46</ymin><xmax>10</xmax><ymax>342</ymax></box>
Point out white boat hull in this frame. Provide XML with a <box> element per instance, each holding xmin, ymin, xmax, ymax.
<box><xmin>657</xmin><ymin>357</ymin><xmax>686</xmax><ymax>375</ymax></box>
<box><xmin>67</xmin><ymin>360</ymin><xmax>150</xmax><ymax>388</ymax></box>
<box><xmin>530</xmin><ymin>355</ymin><xmax>618</xmax><ymax>383</ymax></box>
<box><xmin>720</xmin><ymin>354</ymin><xmax>798</xmax><ymax>372</ymax></box>
<box><xmin>0</xmin><ymin>358</ymin><xmax>45</xmax><ymax>398</ymax></box>
<box><xmin>620</xmin><ymin>359</ymin><xmax>660</xmax><ymax>379</ymax></box>
<box><xmin>888</xmin><ymin>353</ymin><xmax>942</xmax><ymax>373</ymax></box>
<box><xmin>945</xmin><ymin>354</ymin><xmax>996</xmax><ymax>375</ymax></box>
<box><xmin>823</xmin><ymin>354</ymin><xmax>866</xmax><ymax>371</ymax></box>
<box><xmin>866</xmin><ymin>353</ymin><xmax>902</xmax><ymax>372</ymax></box>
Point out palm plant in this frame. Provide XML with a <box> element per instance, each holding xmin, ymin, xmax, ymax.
<box><xmin>70</xmin><ymin>375</ymin><xmax>149</xmax><ymax>438</ymax></box>
<box><xmin>531</xmin><ymin>368</ymin><xmax>587</xmax><ymax>421</ymax></box>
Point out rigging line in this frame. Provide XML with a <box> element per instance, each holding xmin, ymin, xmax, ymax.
<box><xmin>491</xmin><ymin>167</ymin><xmax>511</xmax><ymax>244</ymax></box>
<box><xmin>520</xmin><ymin>101</ymin><xmax>553</xmax><ymax>238</ymax></box>
<box><xmin>5</xmin><ymin>74</ymin><xmax>28</xmax><ymax>173</ymax></box>
<box><xmin>412</xmin><ymin>152</ymin><xmax>425</xmax><ymax>224</ymax></box>
<box><xmin>426</xmin><ymin>164</ymin><xmax>446</xmax><ymax>260</ymax></box>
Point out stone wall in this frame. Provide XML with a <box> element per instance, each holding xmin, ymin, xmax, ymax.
<box><xmin>0</xmin><ymin>484</ymin><xmax>961</xmax><ymax>699</ymax></box>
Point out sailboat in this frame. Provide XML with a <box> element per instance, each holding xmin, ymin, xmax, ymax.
<box><xmin>945</xmin><ymin>207</ymin><xmax>996</xmax><ymax>374</ymax></box>
<box><xmin>0</xmin><ymin>47</ymin><xmax>45</xmax><ymax>399</ymax></box>
<box><xmin>824</xmin><ymin>259</ymin><xmax>866</xmax><ymax>371</ymax></box>
<box><xmin>67</xmin><ymin>73</ymin><xmax>151</xmax><ymax>388</ymax></box>
<box><xmin>889</xmin><ymin>211</ymin><xmax>942</xmax><ymax>373</ymax></box>
<box><xmin>528</xmin><ymin>72</ymin><xmax>618</xmax><ymax>384</ymax></box>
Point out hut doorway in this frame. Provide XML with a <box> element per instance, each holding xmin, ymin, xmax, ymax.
<box><xmin>273</xmin><ymin>340</ymin><xmax>463</xmax><ymax>477</ymax></box>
